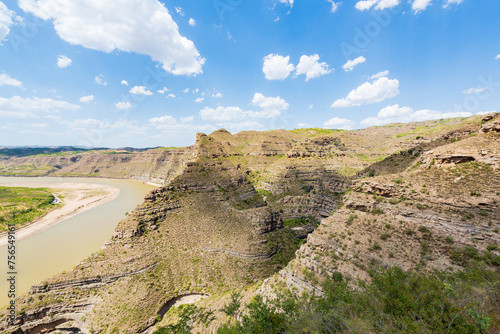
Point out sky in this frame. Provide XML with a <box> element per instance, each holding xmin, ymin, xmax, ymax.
<box><xmin>0</xmin><ymin>0</ymin><xmax>499</xmax><ymax>148</ymax></box>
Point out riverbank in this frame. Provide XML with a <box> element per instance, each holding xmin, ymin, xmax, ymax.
<box><xmin>0</xmin><ymin>182</ymin><xmax>120</xmax><ymax>247</ymax></box>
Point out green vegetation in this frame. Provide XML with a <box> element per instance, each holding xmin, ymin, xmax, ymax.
<box><xmin>214</xmin><ymin>263</ymin><xmax>499</xmax><ymax>334</ymax></box>
<box><xmin>290</xmin><ymin>128</ymin><xmax>343</xmax><ymax>137</ymax></box>
<box><xmin>0</xmin><ymin>186</ymin><xmax>57</xmax><ymax>231</ymax></box>
<box><xmin>283</xmin><ymin>216</ymin><xmax>319</xmax><ymax>228</ymax></box>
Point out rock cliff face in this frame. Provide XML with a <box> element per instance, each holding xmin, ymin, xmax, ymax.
<box><xmin>1</xmin><ymin>114</ymin><xmax>499</xmax><ymax>333</ymax></box>
<box><xmin>262</xmin><ymin>117</ymin><xmax>500</xmax><ymax>301</ymax></box>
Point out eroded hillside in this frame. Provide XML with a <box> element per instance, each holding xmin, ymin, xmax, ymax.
<box><xmin>1</xmin><ymin>114</ymin><xmax>499</xmax><ymax>333</ymax></box>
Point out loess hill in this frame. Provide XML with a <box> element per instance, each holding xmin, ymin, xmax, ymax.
<box><xmin>0</xmin><ymin>113</ymin><xmax>499</xmax><ymax>333</ymax></box>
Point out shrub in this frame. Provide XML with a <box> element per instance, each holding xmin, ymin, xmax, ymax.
<box><xmin>418</xmin><ymin>225</ymin><xmax>430</xmax><ymax>233</ymax></box>
<box><xmin>380</xmin><ymin>233</ymin><xmax>391</xmax><ymax>241</ymax></box>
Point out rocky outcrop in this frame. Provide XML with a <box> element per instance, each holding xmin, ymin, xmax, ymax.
<box><xmin>29</xmin><ymin>263</ymin><xmax>158</xmax><ymax>294</ymax></box>
<box><xmin>480</xmin><ymin>120</ymin><xmax>500</xmax><ymax>133</ymax></box>
<box><xmin>250</xmin><ymin>208</ymin><xmax>283</xmax><ymax>234</ymax></box>
<box><xmin>352</xmin><ymin>180</ymin><xmax>400</xmax><ymax>197</ymax></box>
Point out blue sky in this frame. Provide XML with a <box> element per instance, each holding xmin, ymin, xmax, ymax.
<box><xmin>0</xmin><ymin>0</ymin><xmax>499</xmax><ymax>148</ymax></box>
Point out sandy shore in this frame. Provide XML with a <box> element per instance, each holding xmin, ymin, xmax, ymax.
<box><xmin>0</xmin><ymin>182</ymin><xmax>120</xmax><ymax>247</ymax></box>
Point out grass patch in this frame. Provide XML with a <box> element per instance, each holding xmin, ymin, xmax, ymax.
<box><xmin>0</xmin><ymin>186</ymin><xmax>57</xmax><ymax>231</ymax></box>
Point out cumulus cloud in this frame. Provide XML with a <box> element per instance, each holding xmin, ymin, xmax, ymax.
<box><xmin>200</xmin><ymin>93</ymin><xmax>289</xmax><ymax>122</ymax></box>
<box><xmin>295</xmin><ymin>54</ymin><xmax>332</xmax><ymax>81</ymax></box>
<box><xmin>0</xmin><ymin>73</ymin><xmax>23</xmax><ymax>88</ymax></box>
<box><xmin>355</xmin><ymin>0</ymin><xmax>400</xmax><ymax>11</ymax></box>
<box><xmin>189</xmin><ymin>18</ymin><xmax>196</xmax><ymax>26</ymax></box>
<box><xmin>212</xmin><ymin>92</ymin><xmax>223</xmax><ymax>98</ymax></box>
<box><xmin>263</xmin><ymin>54</ymin><xmax>295</xmax><ymax>80</ymax></box>
<box><xmin>129</xmin><ymin>86</ymin><xmax>153</xmax><ymax>96</ymax></box>
<box><xmin>18</xmin><ymin>0</ymin><xmax>205</xmax><ymax>75</ymax></box>
<box><xmin>323</xmin><ymin>117</ymin><xmax>355</xmax><ymax>130</ymax></box>
<box><xmin>195</xmin><ymin>97</ymin><xmax>205</xmax><ymax>103</ymax></box>
<box><xmin>360</xmin><ymin>104</ymin><xmax>472</xmax><ymax>127</ymax></box>
<box><xmin>0</xmin><ymin>96</ymin><xmax>81</xmax><ymax>118</ymax></box>
<box><xmin>57</xmin><ymin>55</ymin><xmax>72</xmax><ymax>68</ymax></box>
<box><xmin>121</xmin><ymin>80</ymin><xmax>129</xmax><ymax>86</ymax></box>
<box><xmin>157</xmin><ymin>87</ymin><xmax>169</xmax><ymax>94</ymax></box>
<box><xmin>95</xmin><ymin>74</ymin><xmax>107</xmax><ymax>86</ymax></box>
<box><xmin>277</xmin><ymin>0</ymin><xmax>294</xmax><ymax>7</ymax></box>
<box><xmin>411</xmin><ymin>0</ymin><xmax>432</xmax><ymax>13</ymax></box>
<box><xmin>496</xmin><ymin>54</ymin><xmax>500</xmax><ymax>60</ymax></box>
<box><xmin>342</xmin><ymin>56</ymin><xmax>366</xmax><ymax>72</ymax></box>
<box><xmin>200</xmin><ymin>106</ymin><xmax>246</xmax><ymax>122</ymax></box>
<box><xmin>331</xmin><ymin>77</ymin><xmax>400</xmax><ymax>108</ymax></box>
<box><xmin>327</xmin><ymin>0</ymin><xmax>341</xmax><ymax>12</ymax></box>
<box><xmin>79</xmin><ymin>95</ymin><xmax>94</xmax><ymax>103</ymax></box>
<box><xmin>167</xmin><ymin>93</ymin><xmax>176</xmax><ymax>98</ymax></box>
<box><xmin>115</xmin><ymin>102</ymin><xmax>132</xmax><ymax>110</ymax></box>
<box><xmin>462</xmin><ymin>87</ymin><xmax>487</xmax><ymax>95</ymax></box>
<box><xmin>370</xmin><ymin>70</ymin><xmax>390</xmax><ymax>79</ymax></box>
<box><xmin>0</xmin><ymin>2</ymin><xmax>17</xmax><ymax>42</ymax></box>
<box><xmin>251</xmin><ymin>93</ymin><xmax>289</xmax><ymax>118</ymax></box>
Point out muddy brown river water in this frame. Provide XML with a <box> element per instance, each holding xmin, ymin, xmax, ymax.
<box><xmin>0</xmin><ymin>177</ymin><xmax>157</xmax><ymax>307</ymax></box>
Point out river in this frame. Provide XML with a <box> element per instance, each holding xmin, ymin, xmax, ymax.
<box><xmin>0</xmin><ymin>177</ymin><xmax>157</xmax><ymax>308</ymax></box>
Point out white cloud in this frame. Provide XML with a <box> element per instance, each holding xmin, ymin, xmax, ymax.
<box><xmin>263</xmin><ymin>54</ymin><xmax>295</xmax><ymax>80</ymax></box>
<box><xmin>189</xmin><ymin>18</ymin><xmax>196</xmax><ymax>26</ymax></box>
<box><xmin>175</xmin><ymin>7</ymin><xmax>184</xmax><ymax>16</ymax></box>
<box><xmin>0</xmin><ymin>2</ymin><xmax>17</xmax><ymax>42</ymax></box>
<box><xmin>65</xmin><ymin>118</ymin><xmax>146</xmax><ymax>138</ymax></box>
<box><xmin>370</xmin><ymin>70</ymin><xmax>390</xmax><ymax>79</ymax></box>
<box><xmin>95</xmin><ymin>74</ymin><xmax>107</xmax><ymax>86</ymax></box>
<box><xmin>462</xmin><ymin>87</ymin><xmax>487</xmax><ymax>95</ymax></box>
<box><xmin>129</xmin><ymin>86</ymin><xmax>153</xmax><ymax>96</ymax></box>
<box><xmin>79</xmin><ymin>95</ymin><xmax>94</xmax><ymax>103</ymax></box>
<box><xmin>251</xmin><ymin>93</ymin><xmax>289</xmax><ymax>118</ymax></box>
<box><xmin>342</xmin><ymin>56</ymin><xmax>366</xmax><ymax>72</ymax></box>
<box><xmin>19</xmin><ymin>0</ymin><xmax>205</xmax><ymax>76</ymax></box>
<box><xmin>355</xmin><ymin>0</ymin><xmax>400</xmax><ymax>11</ymax></box>
<box><xmin>195</xmin><ymin>97</ymin><xmax>205</xmax><ymax>103</ymax></box>
<box><xmin>0</xmin><ymin>73</ymin><xmax>23</xmax><ymax>88</ymax></box>
<box><xmin>183</xmin><ymin>88</ymin><xmax>190</xmax><ymax>93</ymax></box>
<box><xmin>0</xmin><ymin>96</ymin><xmax>81</xmax><ymax>118</ymax></box>
<box><xmin>200</xmin><ymin>93</ymin><xmax>289</xmax><ymax>122</ymax></box>
<box><xmin>115</xmin><ymin>102</ymin><xmax>132</xmax><ymax>110</ymax></box>
<box><xmin>323</xmin><ymin>117</ymin><xmax>355</xmax><ymax>130</ymax></box>
<box><xmin>295</xmin><ymin>54</ymin><xmax>332</xmax><ymax>81</ymax></box>
<box><xmin>277</xmin><ymin>0</ymin><xmax>294</xmax><ymax>7</ymax></box>
<box><xmin>167</xmin><ymin>93</ymin><xmax>176</xmax><ymax>98</ymax></box>
<box><xmin>332</xmin><ymin>77</ymin><xmax>400</xmax><ymax>108</ymax></box>
<box><xmin>57</xmin><ymin>55</ymin><xmax>72</xmax><ymax>68</ymax></box>
<box><xmin>157</xmin><ymin>87</ymin><xmax>169</xmax><ymax>94</ymax></box>
<box><xmin>360</xmin><ymin>104</ymin><xmax>472</xmax><ymax>127</ymax></box>
<box><xmin>411</xmin><ymin>0</ymin><xmax>432</xmax><ymax>13</ymax></box>
<box><xmin>495</xmin><ymin>54</ymin><xmax>500</xmax><ymax>60</ymax></box>
<box><xmin>212</xmin><ymin>92</ymin><xmax>223</xmax><ymax>98</ymax></box>
<box><xmin>121</xmin><ymin>80</ymin><xmax>129</xmax><ymax>86</ymax></box>
<box><xmin>327</xmin><ymin>0</ymin><xmax>341</xmax><ymax>12</ymax></box>
<box><xmin>200</xmin><ymin>106</ymin><xmax>246</xmax><ymax>122</ymax></box>
<box><xmin>443</xmin><ymin>0</ymin><xmax>463</xmax><ymax>8</ymax></box>
<box><xmin>181</xmin><ymin>116</ymin><xmax>194</xmax><ymax>122</ymax></box>
<box><xmin>149</xmin><ymin>115</ymin><xmax>215</xmax><ymax>133</ymax></box>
